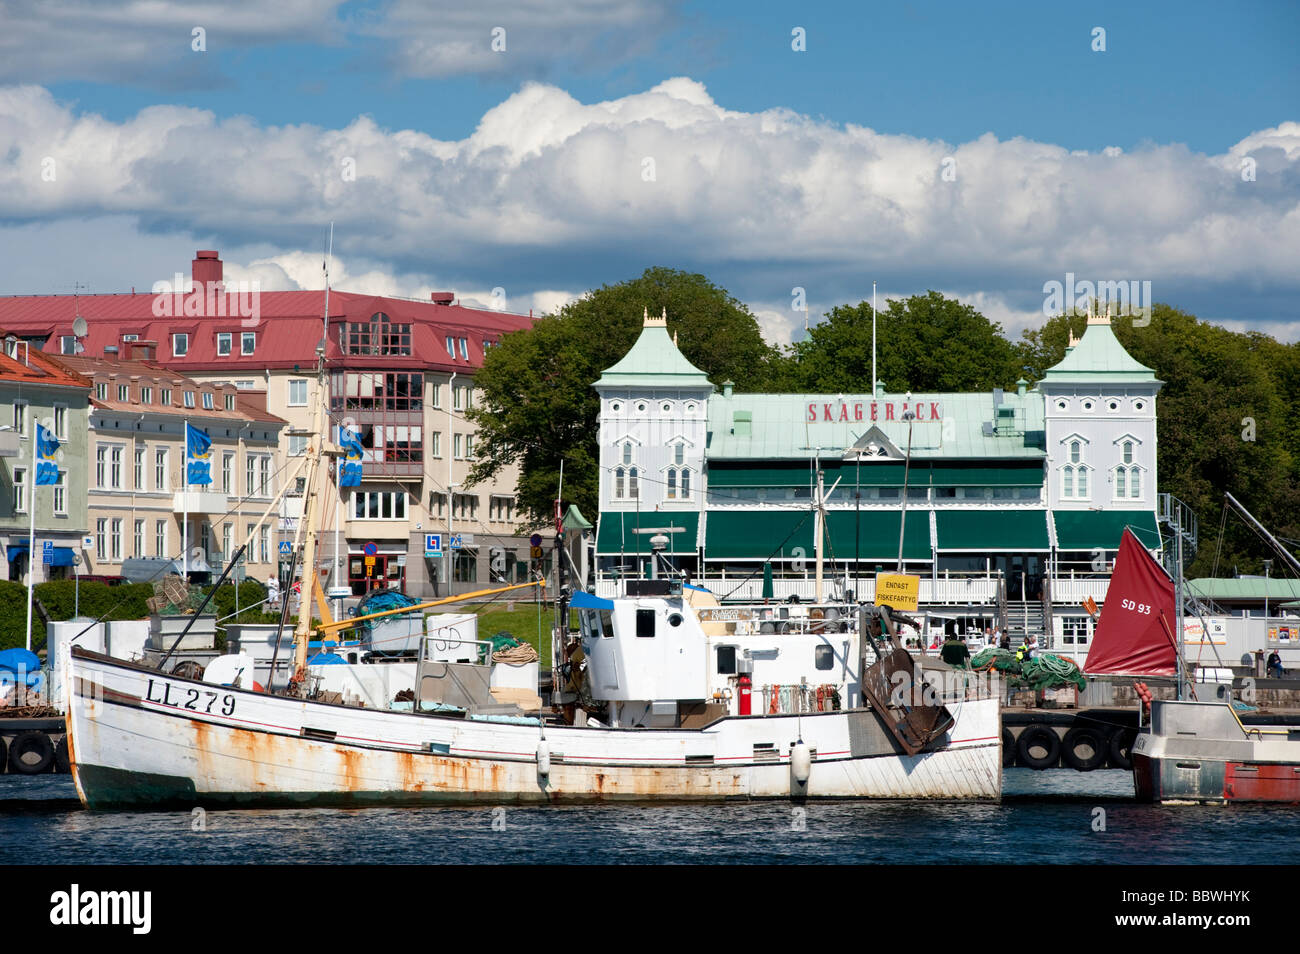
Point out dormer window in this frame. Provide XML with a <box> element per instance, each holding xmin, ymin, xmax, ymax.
<box><xmin>1081</xmin><ymin>400</ymin><xmax>1094</xmax><ymax>412</ymax></box>
<box><xmin>610</xmin><ymin>401</ymin><xmax>622</xmax><ymax>413</ymax></box>
<box><xmin>1106</xmin><ymin>399</ymin><xmax>1120</xmax><ymax>412</ymax></box>
<box><xmin>635</xmin><ymin>401</ymin><xmax>647</xmax><ymax>413</ymax></box>
<box><xmin>660</xmin><ymin>401</ymin><xmax>673</xmax><ymax>413</ymax></box>
<box><xmin>217</xmin><ymin>332</ymin><xmax>232</xmax><ymax>356</ymax></box>
<box><xmin>1055</xmin><ymin>398</ymin><xmax>1069</xmax><ymax>412</ymax></box>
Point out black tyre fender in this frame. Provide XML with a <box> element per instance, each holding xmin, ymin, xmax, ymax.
<box><xmin>1062</xmin><ymin>726</ymin><xmax>1106</xmax><ymax>772</ymax></box>
<box><xmin>1015</xmin><ymin>725</ymin><xmax>1060</xmax><ymax>770</ymax></box>
<box><xmin>1109</xmin><ymin>728</ymin><xmax>1137</xmax><ymax>770</ymax></box>
<box><xmin>1001</xmin><ymin>728</ymin><xmax>1015</xmax><ymax>767</ymax></box>
<box><xmin>0</xmin><ymin>734</ymin><xmax>6</xmax><ymax>773</ymax></box>
<box><xmin>53</xmin><ymin>735</ymin><xmax>71</xmax><ymax>774</ymax></box>
<box><xmin>8</xmin><ymin>730</ymin><xmax>55</xmax><ymax>775</ymax></box>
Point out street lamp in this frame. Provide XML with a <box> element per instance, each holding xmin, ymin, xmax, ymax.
<box><xmin>1264</xmin><ymin>559</ymin><xmax>1273</xmax><ymax>620</ymax></box>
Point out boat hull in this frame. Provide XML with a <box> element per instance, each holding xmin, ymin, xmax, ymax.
<box><xmin>66</xmin><ymin>649</ymin><xmax>1001</xmax><ymax>809</ymax></box>
<box><xmin>1132</xmin><ymin>699</ymin><xmax>1300</xmax><ymax>804</ymax></box>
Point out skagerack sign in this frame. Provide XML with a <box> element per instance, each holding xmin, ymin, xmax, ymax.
<box><xmin>805</xmin><ymin>400</ymin><xmax>943</xmax><ymax>423</ymax></box>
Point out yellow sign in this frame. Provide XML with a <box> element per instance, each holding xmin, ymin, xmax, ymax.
<box><xmin>874</xmin><ymin>573</ymin><xmax>920</xmax><ymax>612</ymax></box>
<box><xmin>364</xmin><ymin>556</ymin><xmax>376</xmax><ymax>568</ymax></box>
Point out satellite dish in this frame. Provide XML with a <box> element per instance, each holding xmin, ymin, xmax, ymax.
<box><xmin>72</xmin><ymin>316</ymin><xmax>88</xmax><ymax>337</ymax></box>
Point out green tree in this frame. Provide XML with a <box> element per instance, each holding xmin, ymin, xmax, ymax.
<box><xmin>781</xmin><ymin>291</ymin><xmax>1025</xmax><ymax>393</ymax></box>
<box><xmin>467</xmin><ymin>267</ymin><xmax>782</xmax><ymax>525</ymax></box>
<box><xmin>1019</xmin><ymin>305</ymin><xmax>1300</xmax><ymax>576</ymax></box>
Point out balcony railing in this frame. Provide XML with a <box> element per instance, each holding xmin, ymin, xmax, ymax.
<box><xmin>596</xmin><ymin>574</ymin><xmax>1112</xmax><ymax>605</ymax></box>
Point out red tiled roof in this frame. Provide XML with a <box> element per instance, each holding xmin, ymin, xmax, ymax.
<box><xmin>56</xmin><ymin>355</ymin><xmax>286</xmax><ymax>424</ymax></box>
<box><xmin>0</xmin><ymin>336</ymin><xmax>93</xmax><ymax>390</ymax></box>
<box><xmin>0</xmin><ymin>286</ymin><xmax>535</xmax><ymax>373</ymax></box>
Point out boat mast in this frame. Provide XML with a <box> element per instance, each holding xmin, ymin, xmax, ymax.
<box><xmin>1175</xmin><ymin>524</ymin><xmax>1185</xmax><ymax>701</ymax></box>
<box><xmin>290</xmin><ymin>231</ymin><xmax>333</xmax><ymax>683</ymax></box>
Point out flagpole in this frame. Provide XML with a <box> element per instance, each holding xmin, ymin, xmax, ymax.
<box><xmin>872</xmin><ymin>280</ymin><xmax>877</xmax><ymax>396</ymax></box>
<box><xmin>24</xmin><ymin>424</ymin><xmax>37</xmax><ymax>652</ymax></box>
<box><xmin>182</xmin><ymin>419</ymin><xmax>189</xmax><ymax>580</ymax></box>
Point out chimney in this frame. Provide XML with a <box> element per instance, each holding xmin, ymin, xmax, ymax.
<box><xmin>430</xmin><ymin>292</ymin><xmax>454</xmax><ymax>305</ymax></box>
<box><xmin>130</xmin><ymin>340</ymin><xmax>157</xmax><ymax>361</ymax></box>
<box><xmin>192</xmin><ymin>250</ymin><xmax>223</xmax><ymax>288</ymax></box>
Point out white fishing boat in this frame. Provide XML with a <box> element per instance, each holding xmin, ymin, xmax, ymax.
<box><xmin>62</xmin><ymin>300</ymin><xmax>1000</xmax><ymax>809</ymax></box>
<box><xmin>64</xmin><ymin>577</ymin><xmax>1000</xmax><ymax>807</ymax></box>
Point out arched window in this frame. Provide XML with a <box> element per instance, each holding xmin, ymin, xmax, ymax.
<box><xmin>673</xmin><ymin>443</ymin><xmax>685</xmax><ymax>466</ymax></box>
<box><xmin>1070</xmin><ymin>441</ymin><xmax>1081</xmax><ymax>464</ymax></box>
<box><xmin>615</xmin><ymin>468</ymin><xmax>625</xmax><ymax>499</ymax></box>
<box><xmin>621</xmin><ymin>442</ymin><xmax>632</xmax><ymax>466</ymax></box>
<box><xmin>1063</xmin><ymin>467</ymin><xmax>1074</xmax><ymax>497</ymax></box>
<box><xmin>628</xmin><ymin>468</ymin><xmax>639</xmax><ymax>499</ymax></box>
<box><xmin>1078</xmin><ymin>467</ymin><xmax>1088</xmax><ymax>497</ymax></box>
<box><xmin>1122</xmin><ymin>440</ymin><xmax>1134</xmax><ymax>464</ymax></box>
<box><xmin>667</xmin><ymin>469</ymin><xmax>677</xmax><ymax>499</ymax></box>
<box><xmin>1130</xmin><ymin>468</ymin><xmax>1140</xmax><ymax>498</ymax></box>
<box><xmin>1116</xmin><ymin>468</ymin><xmax>1126</xmax><ymax>497</ymax></box>
<box><xmin>681</xmin><ymin>469</ymin><xmax>691</xmax><ymax>499</ymax></box>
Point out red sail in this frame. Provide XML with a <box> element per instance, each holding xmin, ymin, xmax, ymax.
<box><xmin>1083</xmin><ymin>528</ymin><xmax>1177</xmax><ymax>676</ymax></box>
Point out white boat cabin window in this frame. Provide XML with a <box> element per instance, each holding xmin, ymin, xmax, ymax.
<box><xmin>636</xmin><ymin>608</ymin><xmax>655</xmax><ymax>637</ymax></box>
<box><xmin>579</xmin><ymin>608</ymin><xmax>615</xmax><ymax>638</ymax></box>
<box><xmin>814</xmin><ymin>645</ymin><xmax>834</xmax><ymax>670</ymax></box>
<box><xmin>716</xmin><ymin>645</ymin><xmax>737</xmax><ymax>674</ymax></box>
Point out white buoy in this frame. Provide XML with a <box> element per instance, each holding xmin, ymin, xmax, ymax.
<box><xmin>791</xmin><ymin>740</ymin><xmax>811</xmax><ymax>785</ymax></box>
<box><xmin>536</xmin><ymin>738</ymin><xmax>551</xmax><ymax>778</ymax></box>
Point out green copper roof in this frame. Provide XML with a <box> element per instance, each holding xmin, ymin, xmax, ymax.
<box><xmin>1186</xmin><ymin>578</ymin><xmax>1300</xmax><ymax>602</ymax></box>
<box><xmin>1040</xmin><ymin>320</ymin><xmax>1159</xmax><ymax>385</ymax></box>
<box><xmin>595</xmin><ymin>318</ymin><xmax>713</xmax><ymax>389</ymax></box>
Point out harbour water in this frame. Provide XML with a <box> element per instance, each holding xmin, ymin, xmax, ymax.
<box><xmin>4</xmin><ymin>769</ymin><xmax>1300</xmax><ymax>865</ymax></box>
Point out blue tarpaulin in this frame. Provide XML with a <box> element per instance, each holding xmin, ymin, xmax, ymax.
<box><xmin>306</xmin><ymin>652</ymin><xmax>348</xmax><ymax>666</ymax></box>
<box><xmin>0</xmin><ymin>648</ymin><xmax>43</xmax><ymax>687</ymax></box>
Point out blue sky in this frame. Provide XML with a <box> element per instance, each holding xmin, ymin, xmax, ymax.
<box><xmin>0</xmin><ymin>0</ymin><xmax>1297</xmax><ymax>342</ymax></box>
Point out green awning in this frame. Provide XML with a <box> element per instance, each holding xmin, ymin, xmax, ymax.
<box><xmin>596</xmin><ymin>511</ymin><xmax>700</xmax><ymax>555</ymax></box>
<box><xmin>929</xmin><ymin>465</ymin><xmax>1043</xmax><ymax>487</ymax></box>
<box><xmin>828</xmin><ymin>462</ymin><xmax>930</xmax><ymax>487</ymax></box>
<box><xmin>823</xmin><ymin>510</ymin><xmax>931</xmax><ymax>561</ymax></box>
<box><xmin>704</xmin><ymin>510</ymin><xmax>814</xmax><ymax>560</ymax></box>
<box><xmin>936</xmin><ymin>510</ymin><xmax>1050</xmax><ymax>550</ymax></box>
<box><xmin>707</xmin><ymin>465</ymin><xmax>813</xmax><ymax>487</ymax></box>
<box><xmin>1053</xmin><ymin>510</ymin><xmax>1161</xmax><ymax>551</ymax></box>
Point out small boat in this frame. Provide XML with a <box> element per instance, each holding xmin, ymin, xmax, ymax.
<box><xmin>1090</xmin><ymin>526</ymin><xmax>1300</xmax><ymax>803</ymax></box>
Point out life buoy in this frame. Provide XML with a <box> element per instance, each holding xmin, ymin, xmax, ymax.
<box><xmin>53</xmin><ymin>735</ymin><xmax>71</xmax><ymax>774</ymax></box>
<box><xmin>1002</xmin><ymin>728</ymin><xmax>1015</xmax><ymax>767</ymax></box>
<box><xmin>1109</xmin><ymin>728</ymin><xmax>1137</xmax><ymax>770</ymax></box>
<box><xmin>1062</xmin><ymin>726</ymin><xmax>1106</xmax><ymax>772</ymax></box>
<box><xmin>1015</xmin><ymin>725</ymin><xmax>1060</xmax><ymax>770</ymax></box>
<box><xmin>8</xmin><ymin>730</ymin><xmax>54</xmax><ymax>775</ymax></box>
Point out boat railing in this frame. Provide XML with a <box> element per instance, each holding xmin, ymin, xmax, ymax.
<box><xmin>694</xmin><ymin>603</ymin><xmax>857</xmax><ymax>637</ymax></box>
